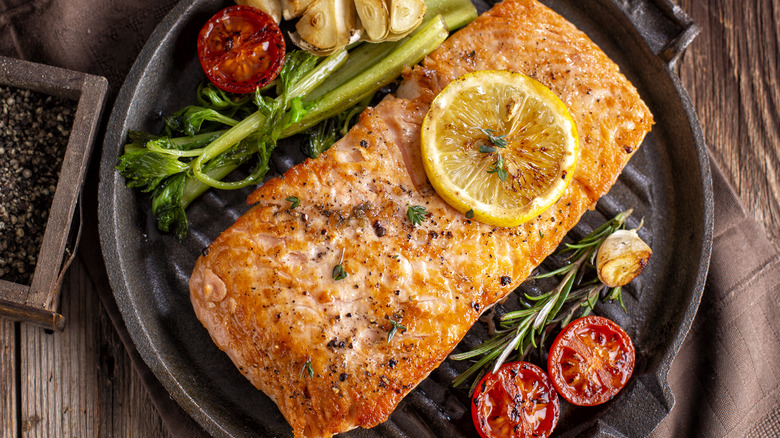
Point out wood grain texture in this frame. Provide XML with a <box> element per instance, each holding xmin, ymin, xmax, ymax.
<box><xmin>15</xmin><ymin>258</ymin><xmax>171</xmax><ymax>438</ymax></box>
<box><xmin>1</xmin><ymin>319</ymin><xmax>17</xmax><ymax>438</ymax></box>
<box><xmin>677</xmin><ymin>0</ymin><xmax>780</xmax><ymax>248</ymax></box>
<box><xmin>20</xmin><ymin>258</ymin><xmax>99</xmax><ymax>436</ymax></box>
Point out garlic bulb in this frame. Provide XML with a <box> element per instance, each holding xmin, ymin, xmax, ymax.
<box><xmin>596</xmin><ymin>228</ymin><xmax>652</xmax><ymax>287</ymax></box>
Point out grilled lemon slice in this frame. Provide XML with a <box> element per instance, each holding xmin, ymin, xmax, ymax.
<box><xmin>421</xmin><ymin>70</ymin><xmax>579</xmax><ymax>227</ymax></box>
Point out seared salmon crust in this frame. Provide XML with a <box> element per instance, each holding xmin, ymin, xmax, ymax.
<box><xmin>189</xmin><ymin>0</ymin><xmax>654</xmax><ymax>436</ymax></box>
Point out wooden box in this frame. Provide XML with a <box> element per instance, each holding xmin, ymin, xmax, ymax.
<box><xmin>0</xmin><ymin>56</ymin><xmax>107</xmax><ymax>331</ymax></box>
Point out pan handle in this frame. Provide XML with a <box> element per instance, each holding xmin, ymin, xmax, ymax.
<box><xmin>611</xmin><ymin>0</ymin><xmax>700</xmax><ymax>65</ymax></box>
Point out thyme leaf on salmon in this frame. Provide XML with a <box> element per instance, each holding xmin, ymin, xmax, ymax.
<box><xmin>450</xmin><ymin>210</ymin><xmax>638</xmax><ymax>393</ymax></box>
<box><xmin>332</xmin><ymin>264</ymin><xmax>347</xmax><ymax>281</ymax></box>
<box><xmin>407</xmin><ymin>205</ymin><xmax>430</xmax><ymax>225</ymax></box>
<box><xmin>286</xmin><ymin>196</ymin><xmax>300</xmax><ymax>209</ymax></box>
<box><xmin>301</xmin><ymin>358</ymin><xmax>314</xmax><ymax>378</ymax></box>
<box><xmin>386</xmin><ymin>318</ymin><xmax>407</xmax><ymax>342</ymax></box>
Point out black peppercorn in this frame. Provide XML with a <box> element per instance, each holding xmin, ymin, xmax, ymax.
<box><xmin>0</xmin><ymin>86</ymin><xmax>74</xmax><ymax>285</ymax></box>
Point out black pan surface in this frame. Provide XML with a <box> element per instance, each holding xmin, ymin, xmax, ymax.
<box><xmin>98</xmin><ymin>0</ymin><xmax>712</xmax><ymax>436</ymax></box>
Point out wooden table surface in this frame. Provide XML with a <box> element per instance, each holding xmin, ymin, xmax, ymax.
<box><xmin>1</xmin><ymin>0</ymin><xmax>778</xmax><ymax>436</ymax></box>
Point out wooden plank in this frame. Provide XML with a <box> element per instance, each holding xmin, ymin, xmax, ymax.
<box><xmin>19</xmin><ymin>257</ymin><xmax>98</xmax><ymax>437</ymax></box>
<box><xmin>95</xmin><ymin>288</ymin><xmax>172</xmax><ymax>438</ymax></box>
<box><xmin>677</xmin><ymin>0</ymin><xmax>780</xmax><ymax>248</ymax></box>
<box><xmin>0</xmin><ymin>318</ymin><xmax>17</xmax><ymax>438</ymax></box>
<box><xmin>18</xmin><ymin>257</ymin><xmax>171</xmax><ymax>437</ymax></box>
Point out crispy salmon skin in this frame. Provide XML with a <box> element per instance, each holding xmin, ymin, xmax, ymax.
<box><xmin>189</xmin><ymin>0</ymin><xmax>653</xmax><ymax>436</ymax></box>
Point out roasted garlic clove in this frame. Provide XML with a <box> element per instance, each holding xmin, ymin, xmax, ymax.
<box><xmin>596</xmin><ymin>229</ymin><xmax>652</xmax><ymax>287</ymax></box>
<box><xmin>284</xmin><ymin>0</ymin><xmax>423</xmax><ymax>54</ymax></box>
<box><xmin>236</xmin><ymin>0</ymin><xmax>283</xmax><ymax>23</ymax></box>
<box><xmin>295</xmin><ymin>0</ymin><xmax>360</xmax><ymax>53</ymax></box>
<box><xmin>388</xmin><ymin>0</ymin><xmax>426</xmax><ymax>35</ymax></box>
<box><xmin>355</xmin><ymin>0</ymin><xmax>390</xmax><ymax>42</ymax></box>
<box><xmin>295</xmin><ymin>0</ymin><xmax>342</xmax><ymax>52</ymax></box>
<box><xmin>282</xmin><ymin>0</ymin><xmax>317</xmax><ymax>20</ymax></box>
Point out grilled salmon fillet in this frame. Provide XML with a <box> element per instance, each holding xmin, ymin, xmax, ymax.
<box><xmin>189</xmin><ymin>0</ymin><xmax>654</xmax><ymax>436</ymax></box>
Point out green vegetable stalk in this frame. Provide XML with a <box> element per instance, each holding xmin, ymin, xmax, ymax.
<box><xmin>117</xmin><ymin>0</ymin><xmax>477</xmax><ymax>240</ymax></box>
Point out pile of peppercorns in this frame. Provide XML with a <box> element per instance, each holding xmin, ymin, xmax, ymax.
<box><xmin>0</xmin><ymin>85</ymin><xmax>74</xmax><ymax>285</ymax></box>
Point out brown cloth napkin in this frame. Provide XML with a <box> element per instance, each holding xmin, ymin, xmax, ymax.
<box><xmin>651</xmin><ymin>158</ymin><xmax>780</xmax><ymax>438</ymax></box>
<box><xmin>2</xmin><ymin>0</ymin><xmax>779</xmax><ymax>436</ymax></box>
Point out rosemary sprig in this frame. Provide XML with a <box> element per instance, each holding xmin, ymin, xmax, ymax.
<box><xmin>450</xmin><ymin>210</ymin><xmax>633</xmax><ymax>392</ymax></box>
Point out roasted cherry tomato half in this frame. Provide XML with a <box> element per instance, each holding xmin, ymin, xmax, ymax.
<box><xmin>472</xmin><ymin>361</ymin><xmax>560</xmax><ymax>438</ymax></box>
<box><xmin>547</xmin><ymin>315</ymin><xmax>635</xmax><ymax>406</ymax></box>
<box><xmin>197</xmin><ymin>5</ymin><xmax>285</xmax><ymax>94</ymax></box>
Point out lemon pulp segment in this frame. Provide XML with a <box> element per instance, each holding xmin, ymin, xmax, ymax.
<box><xmin>421</xmin><ymin>70</ymin><xmax>579</xmax><ymax>227</ymax></box>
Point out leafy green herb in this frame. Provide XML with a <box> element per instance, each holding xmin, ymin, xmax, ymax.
<box><xmin>539</xmin><ymin>231</ymin><xmax>545</xmax><ymax>238</ymax></box>
<box><xmin>407</xmin><ymin>205</ymin><xmax>429</xmax><ymax>226</ymax></box>
<box><xmin>286</xmin><ymin>196</ymin><xmax>300</xmax><ymax>209</ymax></box>
<box><xmin>450</xmin><ymin>210</ymin><xmax>634</xmax><ymax>392</ymax></box>
<box><xmin>195</xmin><ymin>81</ymin><xmax>252</xmax><ymax>111</ymax></box>
<box><xmin>465</xmin><ymin>209</ymin><xmax>475</xmax><ymax>219</ymax></box>
<box><xmin>479</xmin><ymin>128</ymin><xmax>508</xmax><ymax>148</ymax></box>
<box><xmin>332</xmin><ymin>264</ymin><xmax>347</xmax><ymax>281</ymax></box>
<box><xmin>164</xmin><ymin>105</ymin><xmax>239</xmax><ymax>137</ymax></box>
<box><xmin>332</xmin><ymin>249</ymin><xmax>348</xmax><ymax>280</ymax></box>
<box><xmin>487</xmin><ymin>154</ymin><xmax>509</xmax><ymax>181</ymax></box>
<box><xmin>479</xmin><ymin>144</ymin><xmax>497</xmax><ymax>154</ymax></box>
<box><xmin>303</xmin><ymin>94</ymin><xmax>372</xmax><ymax>159</ymax></box>
<box><xmin>300</xmin><ymin>359</ymin><xmax>314</xmax><ymax>378</ymax></box>
<box><xmin>386</xmin><ymin>317</ymin><xmax>407</xmax><ymax>342</ymax></box>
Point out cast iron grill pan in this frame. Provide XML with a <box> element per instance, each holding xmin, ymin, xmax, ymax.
<box><xmin>98</xmin><ymin>0</ymin><xmax>712</xmax><ymax>436</ymax></box>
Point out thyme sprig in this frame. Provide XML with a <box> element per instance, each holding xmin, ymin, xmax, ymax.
<box><xmin>487</xmin><ymin>155</ymin><xmax>509</xmax><ymax>181</ymax></box>
<box><xmin>477</xmin><ymin>128</ymin><xmax>509</xmax><ymax>181</ymax></box>
<box><xmin>300</xmin><ymin>358</ymin><xmax>314</xmax><ymax>378</ymax></box>
<box><xmin>286</xmin><ymin>195</ymin><xmax>300</xmax><ymax>209</ymax></box>
<box><xmin>386</xmin><ymin>317</ymin><xmax>407</xmax><ymax>342</ymax></box>
<box><xmin>478</xmin><ymin>128</ymin><xmax>508</xmax><ymax>150</ymax></box>
<box><xmin>450</xmin><ymin>210</ymin><xmax>633</xmax><ymax>392</ymax></box>
<box><xmin>407</xmin><ymin>205</ymin><xmax>430</xmax><ymax>226</ymax></box>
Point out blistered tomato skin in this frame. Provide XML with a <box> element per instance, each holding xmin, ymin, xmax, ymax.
<box><xmin>471</xmin><ymin>361</ymin><xmax>560</xmax><ymax>438</ymax></box>
<box><xmin>547</xmin><ymin>315</ymin><xmax>636</xmax><ymax>406</ymax></box>
<box><xmin>197</xmin><ymin>6</ymin><xmax>285</xmax><ymax>94</ymax></box>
